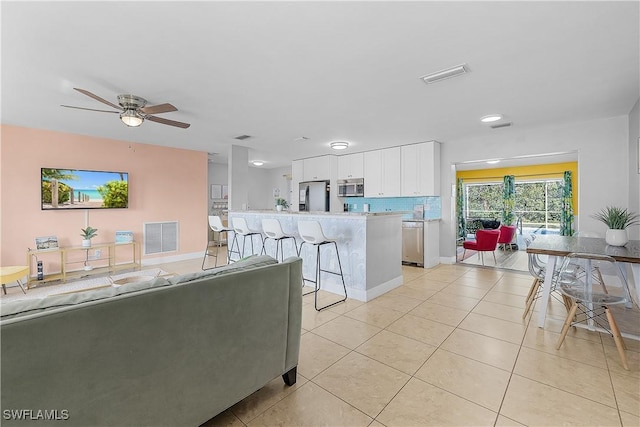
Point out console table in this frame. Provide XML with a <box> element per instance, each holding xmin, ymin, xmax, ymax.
<box><xmin>26</xmin><ymin>242</ymin><xmax>141</xmax><ymax>288</ymax></box>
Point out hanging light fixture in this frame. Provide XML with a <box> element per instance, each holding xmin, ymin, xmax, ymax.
<box><xmin>120</xmin><ymin>109</ymin><xmax>144</xmax><ymax>127</ymax></box>
<box><xmin>330</xmin><ymin>141</ymin><xmax>349</xmax><ymax>150</ymax></box>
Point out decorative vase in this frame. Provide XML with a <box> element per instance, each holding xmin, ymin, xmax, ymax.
<box><xmin>82</xmin><ymin>239</ymin><xmax>91</xmax><ymax>248</ymax></box>
<box><xmin>605</xmin><ymin>229</ymin><xmax>628</xmax><ymax>246</ymax></box>
<box><xmin>276</xmin><ymin>205</ymin><xmax>283</xmax><ymax>212</ymax></box>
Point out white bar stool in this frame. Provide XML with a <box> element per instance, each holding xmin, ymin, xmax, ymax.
<box><xmin>261</xmin><ymin>218</ymin><xmax>297</xmax><ymax>262</ymax></box>
<box><xmin>228</xmin><ymin>217</ymin><xmax>264</xmax><ymax>262</ymax></box>
<box><xmin>202</xmin><ymin>215</ymin><xmax>233</xmax><ymax>270</ymax></box>
<box><xmin>298</xmin><ymin>220</ymin><xmax>347</xmax><ymax>311</ymax></box>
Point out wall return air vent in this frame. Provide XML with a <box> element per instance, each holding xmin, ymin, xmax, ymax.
<box><xmin>144</xmin><ymin>221</ymin><xmax>178</xmax><ymax>255</ymax></box>
<box><xmin>420</xmin><ymin>64</ymin><xmax>469</xmax><ymax>84</ymax></box>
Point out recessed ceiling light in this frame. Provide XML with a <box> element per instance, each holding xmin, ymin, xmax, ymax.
<box><xmin>420</xmin><ymin>64</ymin><xmax>469</xmax><ymax>84</ymax></box>
<box><xmin>480</xmin><ymin>114</ymin><xmax>503</xmax><ymax>123</ymax></box>
<box><xmin>486</xmin><ymin>160</ymin><xmax>501</xmax><ymax>164</ymax></box>
<box><xmin>251</xmin><ymin>160</ymin><xmax>264</xmax><ymax>166</ymax></box>
<box><xmin>330</xmin><ymin>141</ymin><xmax>349</xmax><ymax>150</ymax></box>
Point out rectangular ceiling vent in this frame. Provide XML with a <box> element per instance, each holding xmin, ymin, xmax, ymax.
<box><xmin>144</xmin><ymin>221</ymin><xmax>178</xmax><ymax>255</ymax></box>
<box><xmin>420</xmin><ymin>64</ymin><xmax>469</xmax><ymax>84</ymax></box>
<box><xmin>490</xmin><ymin>122</ymin><xmax>513</xmax><ymax>129</ymax></box>
<box><xmin>234</xmin><ymin>135</ymin><xmax>252</xmax><ymax>141</ymax></box>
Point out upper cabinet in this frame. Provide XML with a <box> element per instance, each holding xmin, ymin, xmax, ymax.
<box><xmin>401</xmin><ymin>141</ymin><xmax>440</xmax><ymax>196</ymax></box>
<box><xmin>364</xmin><ymin>147</ymin><xmax>401</xmax><ymax>197</ymax></box>
<box><xmin>337</xmin><ymin>153</ymin><xmax>364</xmax><ymax>180</ymax></box>
<box><xmin>303</xmin><ymin>155</ymin><xmax>332</xmax><ymax>181</ymax></box>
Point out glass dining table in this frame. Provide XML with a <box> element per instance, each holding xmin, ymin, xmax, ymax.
<box><xmin>526</xmin><ymin>234</ymin><xmax>640</xmax><ymax>330</ymax></box>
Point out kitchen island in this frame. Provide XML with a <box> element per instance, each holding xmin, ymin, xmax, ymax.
<box><xmin>228</xmin><ymin>210</ymin><xmax>402</xmax><ymax>301</ymax></box>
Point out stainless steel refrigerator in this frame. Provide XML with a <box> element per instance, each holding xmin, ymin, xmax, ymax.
<box><xmin>299</xmin><ymin>180</ymin><xmax>330</xmax><ymax>212</ymax></box>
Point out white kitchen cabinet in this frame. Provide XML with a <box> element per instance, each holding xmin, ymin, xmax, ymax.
<box><xmin>337</xmin><ymin>152</ymin><xmax>364</xmax><ymax>179</ymax></box>
<box><xmin>401</xmin><ymin>141</ymin><xmax>440</xmax><ymax>196</ymax></box>
<box><xmin>364</xmin><ymin>147</ymin><xmax>400</xmax><ymax>197</ymax></box>
<box><xmin>303</xmin><ymin>155</ymin><xmax>333</xmax><ymax>181</ymax></box>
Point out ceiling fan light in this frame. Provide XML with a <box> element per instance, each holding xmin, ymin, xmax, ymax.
<box><xmin>120</xmin><ymin>109</ymin><xmax>144</xmax><ymax>127</ymax></box>
<box><xmin>330</xmin><ymin>141</ymin><xmax>349</xmax><ymax>150</ymax></box>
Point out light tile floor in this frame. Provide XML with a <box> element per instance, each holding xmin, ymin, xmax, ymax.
<box><xmin>7</xmin><ymin>250</ymin><xmax>637</xmax><ymax>426</ymax></box>
<box><xmin>196</xmin><ymin>251</ymin><xmax>639</xmax><ymax>426</ymax></box>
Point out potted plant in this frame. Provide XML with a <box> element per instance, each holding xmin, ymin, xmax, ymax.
<box><xmin>80</xmin><ymin>226</ymin><xmax>98</xmax><ymax>247</ymax></box>
<box><xmin>591</xmin><ymin>206</ymin><xmax>639</xmax><ymax>246</ymax></box>
<box><xmin>275</xmin><ymin>198</ymin><xmax>289</xmax><ymax>212</ymax></box>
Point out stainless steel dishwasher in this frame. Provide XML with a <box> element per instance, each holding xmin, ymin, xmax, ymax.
<box><xmin>402</xmin><ymin>220</ymin><xmax>424</xmax><ymax>266</ymax></box>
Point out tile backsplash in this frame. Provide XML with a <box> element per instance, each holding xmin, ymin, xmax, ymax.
<box><xmin>343</xmin><ymin>196</ymin><xmax>441</xmax><ymax>219</ymax></box>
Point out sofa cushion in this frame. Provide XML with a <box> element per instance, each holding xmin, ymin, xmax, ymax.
<box><xmin>168</xmin><ymin>255</ymin><xmax>278</xmax><ymax>285</ymax></box>
<box><xmin>1</xmin><ymin>277</ymin><xmax>172</xmax><ymax>320</ymax></box>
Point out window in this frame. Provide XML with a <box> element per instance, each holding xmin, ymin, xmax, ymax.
<box><xmin>465</xmin><ymin>182</ymin><xmax>502</xmax><ymax>219</ymax></box>
<box><xmin>463</xmin><ymin>178</ymin><xmax>563</xmax><ymax>232</ymax></box>
<box><xmin>515</xmin><ymin>179</ymin><xmax>562</xmax><ymax>231</ymax></box>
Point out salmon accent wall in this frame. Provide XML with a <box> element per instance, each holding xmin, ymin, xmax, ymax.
<box><xmin>0</xmin><ymin>125</ymin><xmax>207</xmax><ymax>269</ymax></box>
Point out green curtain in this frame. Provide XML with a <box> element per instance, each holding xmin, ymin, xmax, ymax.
<box><xmin>502</xmin><ymin>175</ymin><xmax>515</xmax><ymax>225</ymax></box>
<box><xmin>456</xmin><ymin>178</ymin><xmax>465</xmax><ymax>238</ymax></box>
<box><xmin>560</xmin><ymin>171</ymin><xmax>574</xmax><ymax>236</ymax></box>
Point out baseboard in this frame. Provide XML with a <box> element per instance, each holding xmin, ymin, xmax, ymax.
<box><xmin>362</xmin><ymin>275</ymin><xmax>404</xmax><ymax>301</ymax></box>
<box><xmin>440</xmin><ymin>256</ymin><xmax>457</xmax><ymax>264</ymax></box>
<box><xmin>142</xmin><ymin>251</ymin><xmax>202</xmax><ymax>266</ymax></box>
<box><xmin>316</xmin><ymin>275</ymin><xmax>403</xmax><ymax>302</ymax></box>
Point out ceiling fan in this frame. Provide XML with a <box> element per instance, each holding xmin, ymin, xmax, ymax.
<box><xmin>61</xmin><ymin>88</ymin><xmax>190</xmax><ymax>129</ymax></box>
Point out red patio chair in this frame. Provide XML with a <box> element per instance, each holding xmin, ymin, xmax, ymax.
<box><xmin>497</xmin><ymin>225</ymin><xmax>517</xmax><ymax>250</ymax></box>
<box><xmin>462</xmin><ymin>229</ymin><xmax>500</xmax><ymax>265</ymax></box>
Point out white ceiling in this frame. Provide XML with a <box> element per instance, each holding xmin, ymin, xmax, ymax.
<box><xmin>2</xmin><ymin>1</ymin><xmax>638</xmax><ymax>169</ymax></box>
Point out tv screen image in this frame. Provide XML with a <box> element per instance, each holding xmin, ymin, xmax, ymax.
<box><xmin>41</xmin><ymin>168</ymin><xmax>128</xmax><ymax>210</ymax></box>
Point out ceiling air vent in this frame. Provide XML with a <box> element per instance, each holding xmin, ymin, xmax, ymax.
<box><xmin>234</xmin><ymin>134</ymin><xmax>252</xmax><ymax>141</ymax></box>
<box><xmin>490</xmin><ymin>122</ymin><xmax>513</xmax><ymax>129</ymax></box>
<box><xmin>420</xmin><ymin>64</ymin><xmax>469</xmax><ymax>84</ymax></box>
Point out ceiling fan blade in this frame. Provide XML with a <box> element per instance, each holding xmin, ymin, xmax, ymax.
<box><xmin>146</xmin><ymin>115</ymin><xmax>191</xmax><ymax>129</ymax></box>
<box><xmin>73</xmin><ymin>88</ymin><xmax>122</xmax><ymax>111</ymax></box>
<box><xmin>140</xmin><ymin>103</ymin><xmax>177</xmax><ymax>115</ymax></box>
<box><xmin>61</xmin><ymin>105</ymin><xmax>120</xmax><ymax>113</ymax></box>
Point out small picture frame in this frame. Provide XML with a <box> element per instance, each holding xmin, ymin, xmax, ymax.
<box><xmin>35</xmin><ymin>236</ymin><xmax>59</xmax><ymax>250</ymax></box>
<box><xmin>115</xmin><ymin>230</ymin><xmax>134</xmax><ymax>244</ymax></box>
<box><xmin>210</xmin><ymin>184</ymin><xmax>222</xmax><ymax>200</ymax></box>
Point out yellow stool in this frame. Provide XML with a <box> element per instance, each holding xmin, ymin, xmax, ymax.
<box><xmin>1</xmin><ymin>265</ymin><xmax>29</xmax><ymax>295</ymax></box>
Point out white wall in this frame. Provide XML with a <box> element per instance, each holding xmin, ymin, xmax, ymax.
<box><xmin>208</xmin><ymin>162</ymin><xmax>228</xmax><ymax>188</ymax></box>
<box><xmin>440</xmin><ymin>115</ymin><xmax>630</xmax><ymax>260</ymax></box>
<box><xmin>246</xmin><ymin>166</ymin><xmax>293</xmax><ymax>210</ymax></box>
<box><xmin>629</xmin><ymin>98</ymin><xmax>640</xmax><ymax>240</ymax></box>
<box><xmin>229</xmin><ymin>145</ymin><xmax>249</xmax><ymax>211</ymax></box>
<box><xmin>208</xmin><ymin>161</ymin><xmax>292</xmax><ymax>211</ymax></box>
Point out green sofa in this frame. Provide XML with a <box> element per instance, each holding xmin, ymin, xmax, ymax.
<box><xmin>1</xmin><ymin>255</ymin><xmax>303</xmax><ymax>426</ymax></box>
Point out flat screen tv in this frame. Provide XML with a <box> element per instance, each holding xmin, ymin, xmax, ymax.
<box><xmin>41</xmin><ymin>168</ymin><xmax>128</xmax><ymax>210</ymax></box>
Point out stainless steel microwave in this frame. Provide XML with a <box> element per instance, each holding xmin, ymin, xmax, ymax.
<box><xmin>338</xmin><ymin>179</ymin><xmax>364</xmax><ymax>197</ymax></box>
